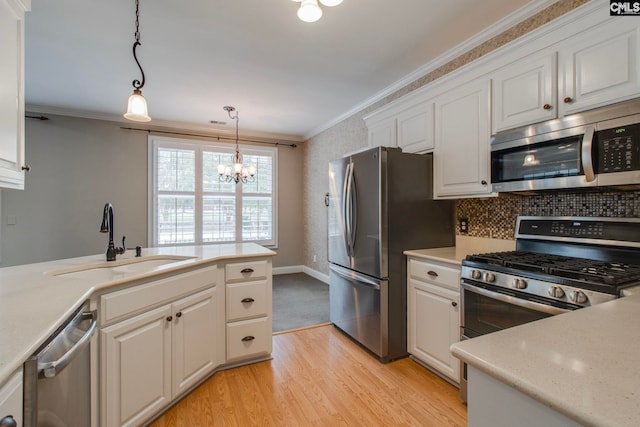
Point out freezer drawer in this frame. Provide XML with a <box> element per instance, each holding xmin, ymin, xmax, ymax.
<box><xmin>329</xmin><ymin>264</ymin><xmax>387</xmax><ymax>358</ymax></box>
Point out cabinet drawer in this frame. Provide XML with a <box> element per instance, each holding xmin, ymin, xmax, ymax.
<box><xmin>226</xmin><ymin>280</ymin><xmax>269</xmax><ymax>321</ymax></box>
<box><xmin>226</xmin><ymin>260</ymin><xmax>268</xmax><ymax>282</ymax></box>
<box><xmin>101</xmin><ymin>266</ymin><xmax>218</xmax><ymax>324</ymax></box>
<box><xmin>226</xmin><ymin>317</ymin><xmax>272</xmax><ymax>361</ymax></box>
<box><xmin>409</xmin><ymin>259</ymin><xmax>460</xmax><ymax>291</ymax></box>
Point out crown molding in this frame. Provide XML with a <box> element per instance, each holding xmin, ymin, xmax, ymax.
<box><xmin>25</xmin><ymin>104</ymin><xmax>305</xmax><ymax>144</ymax></box>
<box><xmin>304</xmin><ymin>0</ymin><xmax>559</xmax><ymax>140</ymax></box>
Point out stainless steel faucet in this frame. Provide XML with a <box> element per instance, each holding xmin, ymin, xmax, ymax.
<box><xmin>100</xmin><ymin>203</ymin><xmax>125</xmax><ymax>261</ymax></box>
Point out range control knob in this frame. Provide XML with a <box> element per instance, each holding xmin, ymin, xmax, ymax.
<box><xmin>512</xmin><ymin>278</ymin><xmax>528</xmax><ymax>289</ymax></box>
<box><xmin>471</xmin><ymin>270</ymin><xmax>482</xmax><ymax>280</ymax></box>
<box><xmin>548</xmin><ymin>286</ymin><xmax>565</xmax><ymax>298</ymax></box>
<box><xmin>570</xmin><ymin>290</ymin><xmax>588</xmax><ymax>304</ymax></box>
<box><xmin>485</xmin><ymin>272</ymin><xmax>496</xmax><ymax>283</ymax></box>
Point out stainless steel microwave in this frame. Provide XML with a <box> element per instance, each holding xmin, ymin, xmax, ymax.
<box><xmin>490</xmin><ymin>99</ymin><xmax>640</xmax><ymax>192</ymax></box>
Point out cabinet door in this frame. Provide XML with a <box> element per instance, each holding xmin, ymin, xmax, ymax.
<box><xmin>0</xmin><ymin>0</ymin><xmax>27</xmax><ymax>189</ymax></box>
<box><xmin>408</xmin><ymin>280</ymin><xmax>460</xmax><ymax>383</ymax></box>
<box><xmin>368</xmin><ymin>119</ymin><xmax>397</xmax><ymax>148</ymax></box>
<box><xmin>434</xmin><ymin>79</ymin><xmax>491</xmax><ymax>198</ymax></box>
<box><xmin>560</xmin><ymin>19</ymin><xmax>640</xmax><ymax>116</ymax></box>
<box><xmin>397</xmin><ymin>102</ymin><xmax>434</xmax><ymax>153</ymax></box>
<box><xmin>101</xmin><ymin>305</ymin><xmax>172</xmax><ymax>427</ymax></box>
<box><xmin>172</xmin><ymin>287</ymin><xmax>218</xmax><ymax>397</ymax></box>
<box><xmin>0</xmin><ymin>370</ymin><xmax>22</xmax><ymax>427</ymax></box>
<box><xmin>492</xmin><ymin>52</ymin><xmax>557</xmax><ymax>133</ymax></box>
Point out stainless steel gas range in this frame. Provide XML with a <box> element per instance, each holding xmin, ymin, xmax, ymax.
<box><xmin>459</xmin><ymin>216</ymin><xmax>640</xmax><ymax>401</ymax></box>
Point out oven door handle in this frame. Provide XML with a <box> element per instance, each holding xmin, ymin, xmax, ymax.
<box><xmin>462</xmin><ymin>283</ymin><xmax>572</xmax><ymax>316</ymax></box>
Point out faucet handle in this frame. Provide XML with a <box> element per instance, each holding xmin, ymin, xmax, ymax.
<box><xmin>116</xmin><ymin>236</ymin><xmax>126</xmax><ymax>255</ymax></box>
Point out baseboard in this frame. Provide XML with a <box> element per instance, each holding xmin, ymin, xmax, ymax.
<box><xmin>273</xmin><ymin>265</ymin><xmax>329</xmax><ymax>284</ymax></box>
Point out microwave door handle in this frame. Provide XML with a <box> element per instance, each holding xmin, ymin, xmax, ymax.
<box><xmin>581</xmin><ymin>126</ymin><xmax>596</xmax><ymax>183</ymax></box>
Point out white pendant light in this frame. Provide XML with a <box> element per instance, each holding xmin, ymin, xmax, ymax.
<box><xmin>297</xmin><ymin>0</ymin><xmax>322</xmax><ymax>23</ymax></box>
<box><xmin>123</xmin><ymin>0</ymin><xmax>151</xmax><ymax>122</ymax></box>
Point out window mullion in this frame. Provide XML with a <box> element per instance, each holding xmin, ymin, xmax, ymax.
<box><xmin>194</xmin><ymin>147</ymin><xmax>203</xmax><ymax>244</ymax></box>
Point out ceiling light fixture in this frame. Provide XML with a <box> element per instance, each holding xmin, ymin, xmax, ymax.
<box><xmin>292</xmin><ymin>0</ymin><xmax>343</xmax><ymax>23</ymax></box>
<box><xmin>217</xmin><ymin>106</ymin><xmax>256</xmax><ymax>184</ymax></box>
<box><xmin>123</xmin><ymin>0</ymin><xmax>151</xmax><ymax>122</ymax></box>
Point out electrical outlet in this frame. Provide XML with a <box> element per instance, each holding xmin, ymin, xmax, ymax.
<box><xmin>459</xmin><ymin>218</ymin><xmax>469</xmax><ymax>234</ymax></box>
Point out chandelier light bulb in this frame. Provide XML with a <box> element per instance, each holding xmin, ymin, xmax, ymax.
<box><xmin>319</xmin><ymin>0</ymin><xmax>343</xmax><ymax>6</ymax></box>
<box><xmin>298</xmin><ymin>0</ymin><xmax>322</xmax><ymax>22</ymax></box>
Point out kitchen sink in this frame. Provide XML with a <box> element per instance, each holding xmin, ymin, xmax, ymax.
<box><xmin>48</xmin><ymin>255</ymin><xmax>196</xmax><ymax>281</ymax></box>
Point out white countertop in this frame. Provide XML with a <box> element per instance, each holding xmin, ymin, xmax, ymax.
<box><xmin>0</xmin><ymin>243</ymin><xmax>275</xmax><ymax>385</ymax></box>
<box><xmin>404</xmin><ymin>236</ymin><xmax>516</xmax><ymax>265</ymax></box>
<box><xmin>451</xmin><ymin>293</ymin><xmax>640</xmax><ymax>427</ymax></box>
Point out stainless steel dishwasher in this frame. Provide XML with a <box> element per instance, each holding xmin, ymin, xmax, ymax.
<box><xmin>23</xmin><ymin>301</ymin><xmax>97</xmax><ymax>427</ymax></box>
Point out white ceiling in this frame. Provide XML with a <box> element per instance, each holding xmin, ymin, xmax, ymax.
<box><xmin>25</xmin><ymin>0</ymin><xmax>547</xmax><ymax>141</ymax></box>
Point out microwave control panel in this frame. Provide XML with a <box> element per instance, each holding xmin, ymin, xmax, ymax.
<box><xmin>597</xmin><ymin>123</ymin><xmax>640</xmax><ymax>173</ymax></box>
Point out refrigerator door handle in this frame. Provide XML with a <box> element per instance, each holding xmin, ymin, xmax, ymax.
<box><xmin>342</xmin><ymin>162</ymin><xmax>352</xmax><ymax>257</ymax></box>
<box><xmin>330</xmin><ymin>264</ymin><xmax>382</xmax><ymax>290</ymax></box>
<box><xmin>349</xmin><ymin>162</ymin><xmax>358</xmax><ymax>254</ymax></box>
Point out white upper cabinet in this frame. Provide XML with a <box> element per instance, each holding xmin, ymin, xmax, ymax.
<box><xmin>0</xmin><ymin>0</ymin><xmax>29</xmax><ymax>190</ymax></box>
<box><xmin>434</xmin><ymin>79</ymin><xmax>491</xmax><ymax>198</ymax></box>
<box><xmin>364</xmin><ymin>99</ymin><xmax>435</xmax><ymax>153</ymax></box>
<box><xmin>559</xmin><ymin>18</ymin><xmax>640</xmax><ymax>116</ymax></box>
<box><xmin>492</xmin><ymin>52</ymin><xmax>557</xmax><ymax>133</ymax></box>
<box><xmin>397</xmin><ymin>102</ymin><xmax>434</xmax><ymax>153</ymax></box>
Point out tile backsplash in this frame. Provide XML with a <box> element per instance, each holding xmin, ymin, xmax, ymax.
<box><xmin>456</xmin><ymin>190</ymin><xmax>640</xmax><ymax>239</ymax></box>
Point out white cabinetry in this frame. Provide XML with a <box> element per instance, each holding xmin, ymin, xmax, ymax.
<box><xmin>407</xmin><ymin>257</ymin><xmax>460</xmax><ymax>384</ymax></box>
<box><xmin>434</xmin><ymin>79</ymin><xmax>491</xmax><ymax>198</ymax></box>
<box><xmin>0</xmin><ymin>0</ymin><xmax>29</xmax><ymax>189</ymax></box>
<box><xmin>0</xmin><ymin>370</ymin><xmax>22</xmax><ymax>427</ymax></box>
<box><xmin>559</xmin><ymin>18</ymin><xmax>640</xmax><ymax>116</ymax></box>
<box><xmin>493</xmin><ymin>18</ymin><xmax>640</xmax><ymax>133</ymax></box>
<box><xmin>492</xmin><ymin>52</ymin><xmax>557</xmax><ymax>133</ymax></box>
<box><xmin>100</xmin><ymin>266</ymin><xmax>222</xmax><ymax>427</ymax></box>
<box><xmin>225</xmin><ymin>259</ymin><xmax>272</xmax><ymax>362</ymax></box>
<box><xmin>365</xmin><ymin>100</ymin><xmax>435</xmax><ymax>153</ymax></box>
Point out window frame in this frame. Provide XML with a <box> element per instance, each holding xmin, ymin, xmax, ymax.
<box><xmin>148</xmin><ymin>135</ymin><xmax>278</xmax><ymax>248</ymax></box>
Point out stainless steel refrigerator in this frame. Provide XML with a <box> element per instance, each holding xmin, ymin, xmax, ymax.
<box><xmin>328</xmin><ymin>146</ymin><xmax>454</xmax><ymax>362</ymax></box>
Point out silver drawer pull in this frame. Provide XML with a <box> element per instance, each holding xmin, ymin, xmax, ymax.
<box><xmin>240</xmin><ymin>268</ymin><xmax>254</xmax><ymax>273</ymax></box>
<box><xmin>241</xmin><ymin>297</ymin><xmax>255</xmax><ymax>303</ymax></box>
<box><xmin>241</xmin><ymin>335</ymin><xmax>255</xmax><ymax>342</ymax></box>
<box><xmin>427</xmin><ymin>270</ymin><xmax>439</xmax><ymax>278</ymax></box>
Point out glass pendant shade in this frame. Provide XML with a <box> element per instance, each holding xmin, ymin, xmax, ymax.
<box><xmin>298</xmin><ymin>0</ymin><xmax>322</xmax><ymax>22</ymax></box>
<box><xmin>123</xmin><ymin>89</ymin><xmax>151</xmax><ymax>122</ymax></box>
<box><xmin>320</xmin><ymin>0</ymin><xmax>343</xmax><ymax>6</ymax></box>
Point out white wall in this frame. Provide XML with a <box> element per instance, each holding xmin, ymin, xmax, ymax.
<box><xmin>0</xmin><ymin>114</ymin><xmax>304</xmax><ymax>268</ymax></box>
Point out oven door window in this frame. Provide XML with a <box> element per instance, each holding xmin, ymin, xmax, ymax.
<box><xmin>491</xmin><ymin>135</ymin><xmax>583</xmax><ymax>183</ymax></box>
<box><xmin>462</xmin><ymin>284</ymin><xmax>556</xmax><ymax>337</ymax></box>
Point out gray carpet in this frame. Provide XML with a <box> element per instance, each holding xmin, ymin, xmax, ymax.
<box><xmin>272</xmin><ymin>273</ymin><xmax>330</xmax><ymax>333</ymax></box>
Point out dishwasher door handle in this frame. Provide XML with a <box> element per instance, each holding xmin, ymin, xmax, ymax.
<box><xmin>38</xmin><ymin>311</ymin><xmax>97</xmax><ymax>378</ymax></box>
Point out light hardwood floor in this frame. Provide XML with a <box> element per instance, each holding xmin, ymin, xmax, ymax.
<box><xmin>148</xmin><ymin>325</ymin><xmax>467</xmax><ymax>426</ymax></box>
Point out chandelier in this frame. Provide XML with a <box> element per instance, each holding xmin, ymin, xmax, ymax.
<box><xmin>123</xmin><ymin>0</ymin><xmax>151</xmax><ymax>122</ymax></box>
<box><xmin>217</xmin><ymin>106</ymin><xmax>256</xmax><ymax>184</ymax></box>
<box><xmin>292</xmin><ymin>0</ymin><xmax>344</xmax><ymax>23</ymax></box>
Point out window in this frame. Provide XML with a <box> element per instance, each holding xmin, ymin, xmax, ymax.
<box><xmin>149</xmin><ymin>136</ymin><xmax>277</xmax><ymax>247</ymax></box>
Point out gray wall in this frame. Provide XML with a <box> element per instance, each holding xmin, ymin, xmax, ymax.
<box><xmin>1</xmin><ymin>114</ymin><xmax>304</xmax><ymax>268</ymax></box>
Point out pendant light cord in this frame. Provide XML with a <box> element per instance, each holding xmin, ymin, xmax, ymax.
<box><xmin>131</xmin><ymin>0</ymin><xmax>145</xmax><ymax>90</ymax></box>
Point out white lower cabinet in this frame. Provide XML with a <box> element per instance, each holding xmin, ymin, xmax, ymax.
<box><xmin>0</xmin><ymin>370</ymin><xmax>22</xmax><ymax>427</ymax></box>
<box><xmin>101</xmin><ymin>287</ymin><xmax>218</xmax><ymax>427</ymax></box>
<box><xmin>407</xmin><ymin>257</ymin><xmax>460</xmax><ymax>384</ymax></box>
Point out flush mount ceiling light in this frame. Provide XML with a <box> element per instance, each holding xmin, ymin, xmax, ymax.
<box><xmin>123</xmin><ymin>0</ymin><xmax>151</xmax><ymax>122</ymax></box>
<box><xmin>217</xmin><ymin>106</ymin><xmax>257</xmax><ymax>184</ymax></box>
<box><xmin>291</xmin><ymin>0</ymin><xmax>344</xmax><ymax>23</ymax></box>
